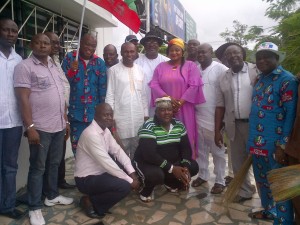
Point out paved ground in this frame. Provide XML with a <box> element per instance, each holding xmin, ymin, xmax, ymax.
<box><xmin>1</xmin><ymin>156</ymin><xmax>272</xmax><ymax>225</ymax></box>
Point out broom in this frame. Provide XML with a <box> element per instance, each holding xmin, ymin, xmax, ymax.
<box><xmin>268</xmin><ymin>164</ymin><xmax>300</xmax><ymax>202</ymax></box>
<box><xmin>223</xmin><ymin>154</ymin><xmax>253</xmax><ymax>205</ymax></box>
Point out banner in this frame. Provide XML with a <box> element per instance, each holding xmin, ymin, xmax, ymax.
<box><xmin>89</xmin><ymin>0</ymin><xmax>141</xmax><ymax>33</ymax></box>
<box><xmin>185</xmin><ymin>11</ymin><xmax>197</xmax><ymax>42</ymax></box>
<box><xmin>151</xmin><ymin>0</ymin><xmax>185</xmax><ymax>39</ymax></box>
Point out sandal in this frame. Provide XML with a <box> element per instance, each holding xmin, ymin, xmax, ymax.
<box><xmin>210</xmin><ymin>183</ymin><xmax>225</xmax><ymax>194</ymax></box>
<box><xmin>225</xmin><ymin>176</ymin><xmax>233</xmax><ymax>186</ymax></box>
<box><xmin>191</xmin><ymin>177</ymin><xmax>207</xmax><ymax>187</ymax></box>
<box><xmin>248</xmin><ymin>210</ymin><xmax>275</xmax><ymax>220</ymax></box>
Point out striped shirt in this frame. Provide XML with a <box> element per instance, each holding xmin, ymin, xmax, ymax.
<box><xmin>134</xmin><ymin>117</ymin><xmax>192</xmax><ymax>171</ymax></box>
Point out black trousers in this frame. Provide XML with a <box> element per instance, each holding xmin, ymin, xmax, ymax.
<box><xmin>133</xmin><ymin>160</ymin><xmax>199</xmax><ymax>197</ymax></box>
<box><xmin>75</xmin><ymin>173</ymin><xmax>131</xmax><ymax>214</ymax></box>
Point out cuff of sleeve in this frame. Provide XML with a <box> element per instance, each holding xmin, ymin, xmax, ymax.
<box><xmin>181</xmin><ymin>159</ymin><xmax>191</xmax><ymax>168</ymax></box>
<box><xmin>67</xmin><ymin>69</ymin><xmax>78</xmax><ymax>78</ymax></box>
<box><xmin>160</xmin><ymin>160</ymin><xmax>172</xmax><ymax>172</ymax></box>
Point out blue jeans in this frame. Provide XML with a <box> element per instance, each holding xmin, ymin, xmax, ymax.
<box><xmin>0</xmin><ymin>126</ymin><xmax>22</xmax><ymax>213</ymax></box>
<box><xmin>27</xmin><ymin>129</ymin><xmax>65</xmax><ymax>210</ymax></box>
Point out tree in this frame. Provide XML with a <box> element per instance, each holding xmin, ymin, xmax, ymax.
<box><xmin>263</xmin><ymin>0</ymin><xmax>299</xmax><ymax>20</ymax></box>
<box><xmin>277</xmin><ymin>10</ymin><xmax>300</xmax><ymax>73</ymax></box>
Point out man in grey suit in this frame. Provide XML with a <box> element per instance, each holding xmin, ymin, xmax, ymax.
<box><xmin>214</xmin><ymin>43</ymin><xmax>258</xmax><ymax>203</ymax></box>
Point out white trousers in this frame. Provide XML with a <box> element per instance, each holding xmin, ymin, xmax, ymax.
<box><xmin>196</xmin><ymin>126</ymin><xmax>226</xmax><ymax>185</ymax></box>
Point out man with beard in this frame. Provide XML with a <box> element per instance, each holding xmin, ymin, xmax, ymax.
<box><xmin>215</xmin><ymin>43</ymin><xmax>258</xmax><ymax>202</ymax></box>
<box><xmin>62</xmin><ymin>34</ymin><xmax>107</xmax><ymax>155</ymax></box>
<box><xmin>105</xmin><ymin>42</ymin><xmax>148</xmax><ymax>159</ymax></box>
<box><xmin>135</xmin><ymin>31</ymin><xmax>169</xmax><ymax>116</ymax></box>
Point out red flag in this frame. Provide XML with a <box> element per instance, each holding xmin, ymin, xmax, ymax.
<box><xmin>89</xmin><ymin>0</ymin><xmax>141</xmax><ymax>33</ymax></box>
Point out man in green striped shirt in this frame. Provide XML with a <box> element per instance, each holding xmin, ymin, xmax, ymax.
<box><xmin>133</xmin><ymin>97</ymin><xmax>199</xmax><ymax>202</ymax></box>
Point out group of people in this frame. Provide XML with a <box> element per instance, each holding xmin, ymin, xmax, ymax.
<box><xmin>1</xmin><ymin>16</ymin><xmax>300</xmax><ymax>225</ymax></box>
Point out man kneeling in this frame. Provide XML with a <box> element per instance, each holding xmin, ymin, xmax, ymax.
<box><xmin>133</xmin><ymin>97</ymin><xmax>199</xmax><ymax>202</ymax></box>
<box><xmin>74</xmin><ymin>103</ymin><xmax>140</xmax><ymax>218</ymax></box>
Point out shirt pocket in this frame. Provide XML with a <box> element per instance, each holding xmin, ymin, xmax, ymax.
<box><xmin>37</xmin><ymin>75</ymin><xmax>51</xmax><ymax>89</ymax></box>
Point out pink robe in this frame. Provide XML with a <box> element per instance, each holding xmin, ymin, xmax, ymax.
<box><xmin>149</xmin><ymin>61</ymin><xmax>205</xmax><ymax>158</ymax></box>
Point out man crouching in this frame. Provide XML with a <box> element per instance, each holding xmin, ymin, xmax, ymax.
<box><xmin>133</xmin><ymin>97</ymin><xmax>199</xmax><ymax>202</ymax></box>
<box><xmin>74</xmin><ymin>103</ymin><xmax>140</xmax><ymax>218</ymax></box>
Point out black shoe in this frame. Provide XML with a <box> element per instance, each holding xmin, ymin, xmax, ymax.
<box><xmin>79</xmin><ymin>196</ymin><xmax>105</xmax><ymax>219</ymax></box>
<box><xmin>59</xmin><ymin>182</ymin><xmax>76</xmax><ymax>189</ymax></box>
<box><xmin>0</xmin><ymin>209</ymin><xmax>26</xmax><ymax>219</ymax></box>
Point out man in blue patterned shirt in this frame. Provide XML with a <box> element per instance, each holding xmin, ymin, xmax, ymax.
<box><xmin>62</xmin><ymin>34</ymin><xmax>107</xmax><ymax>155</ymax></box>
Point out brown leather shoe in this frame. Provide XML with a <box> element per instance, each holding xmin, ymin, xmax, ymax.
<box><xmin>210</xmin><ymin>183</ymin><xmax>225</xmax><ymax>194</ymax></box>
<box><xmin>191</xmin><ymin>177</ymin><xmax>207</xmax><ymax>187</ymax></box>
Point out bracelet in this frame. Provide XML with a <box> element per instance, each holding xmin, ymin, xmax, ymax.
<box><xmin>168</xmin><ymin>165</ymin><xmax>174</xmax><ymax>173</ymax></box>
<box><xmin>26</xmin><ymin>123</ymin><xmax>35</xmax><ymax>130</ymax></box>
<box><xmin>66</xmin><ymin>121</ymin><xmax>70</xmax><ymax>125</ymax></box>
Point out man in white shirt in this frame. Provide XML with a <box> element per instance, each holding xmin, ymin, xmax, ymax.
<box><xmin>192</xmin><ymin>44</ymin><xmax>228</xmax><ymax>194</ymax></box>
<box><xmin>74</xmin><ymin>103</ymin><xmax>140</xmax><ymax>218</ymax></box>
<box><xmin>215</xmin><ymin>43</ymin><xmax>258</xmax><ymax>202</ymax></box>
<box><xmin>135</xmin><ymin>31</ymin><xmax>169</xmax><ymax>117</ymax></box>
<box><xmin>186</xmin><ymin>39</ymin><xmax>200</xmax><ymax>63</ymax></box>
<box><xmin>106</xmin><ymin>42</ymin><xmax>148</xmax><ymax>159</ymax></box>
<box><xmin>0</xmin><ymin>18</ymin><xmax>26</xmax><ymax>219</ymax></box>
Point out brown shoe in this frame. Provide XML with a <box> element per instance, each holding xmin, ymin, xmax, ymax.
<box><xmin>210</xmin><ymin>183</ymin><xmax>225</xmax><ymax>194</ymax></box>
<box><xmin>191</xmin><ymin>177</ymin><xmax>207</xmax><ymax>187</ymax></box>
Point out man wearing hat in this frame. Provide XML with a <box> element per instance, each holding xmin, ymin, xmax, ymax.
<box><xmin>215</xmin><ymin>42</ymin><xmax>258</xmax><ymax>202</ymax></box>
<box><xmin>247</xmin><ymin>42</ymin><xmax>298</xmax><ymax>223</ymax></box>
<box><xmin>135</xmin><ymin>31</ymin><xmax>169</xmax><ymax>116</ymax></box>
<box><xmin>125</xmin><ymin>34</ymin><xmax>141</xmax><ymax>60</ymax></box>
<box><xmin>133</xmin><ymin>97</ymin><xmax>199</xmax><ymax>202</ymax></box>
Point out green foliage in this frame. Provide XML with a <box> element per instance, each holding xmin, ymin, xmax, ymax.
<box><xmin>263</xmin><ymin>0</ymin><xmax>299</xmax><ymax>20</ymax></box>
<box><xmin>277</xmin><ymin>10</ymin><xmax>300</xmax><ymax>74</ymax></box>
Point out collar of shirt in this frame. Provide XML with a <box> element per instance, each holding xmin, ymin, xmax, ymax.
<box><xmin>0</xmin><ymin>47</ymin><xmax>19</xmax><ymax>60</ymax></box>
<box><xmin>91</xmin><ymin>119</ymin><xmax>110</xmax><ymax>136</ymax></box>
<box><xmin>31</xmin><ymin>55</ymin><xmax>54</xmax><ymax>68</ymax></box>
<box><xmin>231</xmin><ymin>62</ymin><xmax>248</xmax><ymax>75</ymax></box>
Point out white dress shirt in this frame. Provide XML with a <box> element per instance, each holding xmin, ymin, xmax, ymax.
<box><xmin>196</xmin><ymin>61</ymin><xmax>228</xmax><ymax>131</ymax></box>
<box><xmin>135</xmin><ymin>54</ymin><xmax>169</xmax><ymax>117</ymax></box>
<box><xmin>0</xmin><ymin>48</ymin><xmax>22</xmax><ymax>128</ymax></box>
<box><xmin>75</xmin><ymin>120</ymin><xmax>135</xmax><ymax>183</ymax></box>
<box><xmin>105</xmin><ymin>62</ymin><xmax>148</xmax><ymax>139</ymax></box>
<box><xmin>231</xmin><ymin>63</ymin><xmax>253</xmax><ymax>119</ymax></box>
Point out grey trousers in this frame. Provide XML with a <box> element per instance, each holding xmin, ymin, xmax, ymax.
<box><xmin>230</xmin><ymin>121</ymin><xmax>255</xmax><ymax>198</ymax></box>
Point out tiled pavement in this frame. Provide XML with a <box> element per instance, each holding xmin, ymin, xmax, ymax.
<box><xmin>1</xmin><ymin>156</ymin><xmax>273</xmax><ymax>225</ymax></box>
